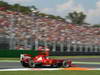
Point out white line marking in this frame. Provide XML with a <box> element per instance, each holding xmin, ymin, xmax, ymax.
<box><xmin>1</xmin><ymin>68</ymin><xmax>100</xmax><ymax>71</ymax></box>
<box><xmin>0</xmin><ymin>68</ymin><xmax>61</xmax><ymax>71</ymax></box>
<box><xmin>0</xmin><ymin>68</ymin><xmax>31</xmax><ymax>71</ymax></box>
<box><xmin>73</xmin><ymin>62</ymin><xmax>100</xmax><ymax>64</ymax></box>
<box><xmin>0</xmin><ymin>60</ymin><xmax>19</xmax><ymax>62</ymax></box>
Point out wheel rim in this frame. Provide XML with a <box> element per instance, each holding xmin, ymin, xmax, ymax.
<box><xmin>63</xmin><ymin>61</ymin><xmax>69</xmax><ymax>68</ymax></box>
<box><xmin>53</xmin><ymin>64</ymin><xmax>58</xmax><ymax>68</ymax></box>
<box><xmin>29</xmin><ymin>60</ymin><xmax>36</xmax><ymax>68</ymax></box>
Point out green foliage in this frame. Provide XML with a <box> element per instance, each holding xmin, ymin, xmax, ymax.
<box><xmin>9</xmin><ymin>4</ymin><xmax>32</xmax><ymax>14</ymax></box>
<box><xmin>30</xmin><ymin>5</ymin><xmax>38</xmax><ymax>10</ymax></box>
<box><xmin>48</xmin><ymin>15</ymin><xmax>65</xmax><ymax>21</ymax></box>
<box><xmin>0</xmin><ymin>1</ymin><xmax>9</xmax><ymax>7</ymax></box>
<box><xmin>0</xmin><ymin>1</ymin><xmax>32</xmax><ymax>14</ymax></box>
<box><xmin>0</xmin><ymin>1</ymin><xmax>65</xmax><ymax>20</ymax></box>
<box><xmin>37</xmin><ymin>13</ymin><xmax>65</xmax><ymax>21</ymax></box>
<box><xmin>66</xmin><ymin>11</ymin><xmax>86</xmax><ymax>25</ymax></box>
<box><xmin>92</xmin><ymin>24</ymin><xmax>100</xmax><ymax>27</ymax></box>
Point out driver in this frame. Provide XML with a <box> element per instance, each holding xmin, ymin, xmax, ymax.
<box><xmin>37</xmin><ymin>46</ymin><xmax>50</xmax><ymax>56</ymax></box>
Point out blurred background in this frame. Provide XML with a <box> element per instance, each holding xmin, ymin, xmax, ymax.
<box><xmin>0</xmin><ymin>0</ymin><xmax>100</xmax><ymax>56</ymax></box>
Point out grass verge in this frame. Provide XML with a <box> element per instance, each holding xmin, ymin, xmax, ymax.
<box><xmin>0</xmin><ymin>56</ymin><xmax>100</xmax><ymax>60</ymax></box>
<box><xmin>0</xmin><ymin>58</ymin><xmax>19</xmax><ymax>60</ymax></box>
<box><xmin>49</xmin><ymin>56</ymin><xmax>100</xmax><ymax>59</ymax></box>
<box><xmin>0</xmin><ymin>71</ymin><xmax>100</xmax><ymax>75</ymax></box>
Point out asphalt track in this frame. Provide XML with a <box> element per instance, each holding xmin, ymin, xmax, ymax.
<box><xmin>0</xmin><ymin>62</ymin><xmax>100</xmax><ymax>69</ymax></box>
<box><xmin>0</xmin><ymin>57</ymin><xmax>100</xmax><ymax>69</ymax></box>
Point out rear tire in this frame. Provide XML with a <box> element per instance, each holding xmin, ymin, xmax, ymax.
<box><xmin>28</xmin><ymin>59</ymin><xmax>36</xmax><ymax>68</ymax></box>
<box><xmin>62</xmin><ymin>60</ymin><xmax>69</xmax><ymax>68</ymax></box>
<box><xmin>21</xmin><ymin>61</ymin><xmax>29</xmax><ymax>67</ymax></box>
<box><xmin>51</xmin><ymin>64</ymin><xmax>59</xmax><ymax>68</ymax></box>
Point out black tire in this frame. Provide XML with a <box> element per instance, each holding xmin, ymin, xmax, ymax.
<box><xmin>51</xmin><ymin>64</ymin><xmax>59</xmax><ymax>68</ymax></box>
<box><xmin>28</xmin><ymin>59</ymin><xmax>36</xmax><ymax>68</ymax></box>
<box><xmin>21</xmin><ymin>61</ymin><xmax>29</xmax><ymax>67</ymax></box>
<box><xmin>62</xmin><ymin>60</ymin><xmax>69</xmax><ymax>68</ymax></box>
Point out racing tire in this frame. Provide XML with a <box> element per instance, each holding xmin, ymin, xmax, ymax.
<box><xmin>28</xmin><ymin>59</ymin><xmax>36</xmax><ymax>68</ymax></box>
<box><xmin>51</xmin><ymin>64</ymin><xmax>59</xmax><ymax>68</ymax></box>
<box><xmin>62</xmin><ymin>60</ymin><xmax>69</xmax><ymax>68</ymax></box>
<box><xmin>21</xmin><ymin>61</ymin><xmax>29</xmax><ymax>67</ymax></box>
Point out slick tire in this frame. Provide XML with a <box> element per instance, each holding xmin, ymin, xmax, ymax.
<box><xmin>62</xmin><ymin>60</ymin><xmax>69</xmax><ymax>68</ymax></box>
<box><xmin>21</xmin><ymin>61</ymin><xmax>29</xmax><ymax>67</ymax></box>
<box><xmin>28</xmin><ymin>59</ymin><xmax>36</xmax><ymax>68</ymax></box>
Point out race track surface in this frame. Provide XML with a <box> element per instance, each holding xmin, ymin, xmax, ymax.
<box><xmin>0</xmin><ymin>57</ymin><xmax>100</xmax><ymax>71</ymax></box>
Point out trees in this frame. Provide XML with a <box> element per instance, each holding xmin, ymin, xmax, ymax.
<box><xmin>0</xmin><ymin>1</ymin><xmax>9</xmax><ymax>7</ymax></box>
<box><xmin>30</xmin><ymin>5</ymin><xmax>38</xmax><ymax>11</ymax></box>
<box><xmin>9</xmin><ymin>4</ymin><xmax>21</xmax><ymax>11</ymax></box>
<box><xmin>0</xmin><ymin>1</ymin><xmax>10</xmax><ymax>10</ymax></box>
<box><xmin>92</xmin><ymin>24</ymin><xmax>100</xmax><ymax>27</ymax></box>
<box><xmin>9</xmin><ymin>4</ymin><xmax>31</xmax><ymax>14</ymax></box>
<box><xmin>35</xmin><ymin>12</ymin><xmax>65</xmax><ymax>21</ymax></box>
<box><xmin>66</xmin><ymin>11</ymin><xmax>86</xmax><ymax>25</ymax></box>
<box><xmin>0</xmin><ymin>1</ymin><xmax>32</xmax><ymax>14</ymax></box>
<box><xmin>48</xmin><ymin>15</ymin><xmax>65</xmax><ymax>21</ymax></box>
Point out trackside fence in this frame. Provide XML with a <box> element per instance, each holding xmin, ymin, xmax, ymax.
<box><xmin>0</xmin><ymin>50</ymin><xmax>40</xmax><ymax>58</ymax></box>
<box><xmin>1</xmin><ymin>38</ymin><xmax>100</xmax><ymax>57</ymax></box>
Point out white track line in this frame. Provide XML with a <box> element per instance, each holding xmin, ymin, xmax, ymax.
<box><xmin>0</xmin><ymin>68</ymin><xmax>31</xmax><ymax>71</ymax></box>
<box><xmin>0</xmin><ymin>68</ymin><xmax>61</xmax><ymax>71</ymax></box>
<box><xmin>1</xmin><ymin>68</ymin><xmax>100</xmax><ymax>71</ymax></box>
<box><xmin>0</xmin><ymin>60</ymin><xmax>19</xmax><ymax>62</ymax></box>
<box><xmin>73</xmin><ymin>62</ymin><xmax>100</xmax><ymax>64</ymax></box>
<box><xmin>90</xmin><ymin>68</ymin><xmax>100</xmax><ymax>70</ymax></box>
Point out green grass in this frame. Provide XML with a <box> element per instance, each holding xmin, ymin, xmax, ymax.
<box><xmin>0</xmin><ymin>56</ymin><xmax>100</xmax><ymax>60</ymax></box>
<box><xmin>49</xmin><ymin>56</ymin><xmax>100</xmax><ymax>59</ymax></box>
<box><xmin>0</xmin><ymin>71</ymin><xmax>100</xmax><ymax>75</ymax></box>
<box><xmin>0</xmin><ymin>58</ymin><xmax>19</xmax><ymax>60</ymax></box>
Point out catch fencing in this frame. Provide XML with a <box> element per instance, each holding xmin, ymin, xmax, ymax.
<box><xmin>0</xmin><ymin>37</ymin><xmax>100</xmax><ymax>56</ymax></box>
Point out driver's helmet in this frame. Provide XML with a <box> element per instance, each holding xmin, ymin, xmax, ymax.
<box><xmin>37</xmin><ymin>46</ymin><xmax>44</xmax><ymax>51</ymax></box>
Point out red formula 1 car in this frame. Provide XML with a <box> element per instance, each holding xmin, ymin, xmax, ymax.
<box><xmin>20</xmin><ymin>54</ymin><xmax>72</xmax><ymax>68</ymax></box>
